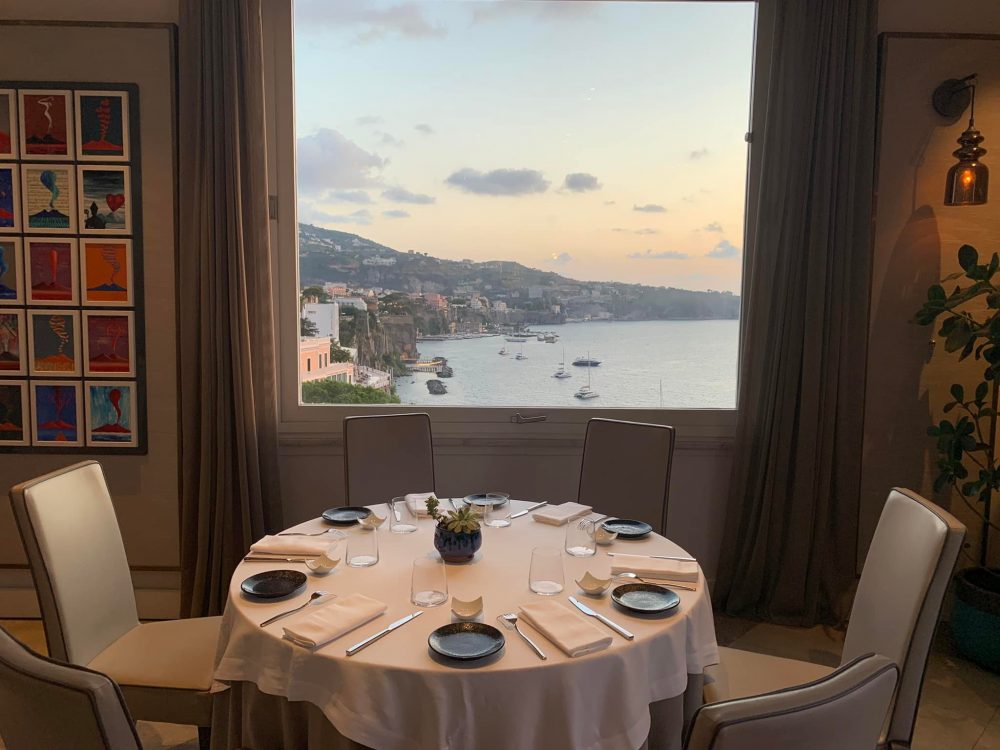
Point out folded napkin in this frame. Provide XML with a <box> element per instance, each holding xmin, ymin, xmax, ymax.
<box><xmin>405</xmin><ymin>492</ymin><xmax>436</xmax><ymax>517</ymax></box>
<box><xmin>518</xmin><ymin>600</ymin><xmax>612</xmax><ymax>657</ymax></box>
<box><xmin>531</xmin><ymin>502</ymin><xmax>593</xmax><ymax>526</ymax></box>
<box><xmin>249</xmin><ymin>535</ymin><xmax>335</xmax><ymax>557</ymax></box>
<box><xmin>610</xmin><ymin>554</ymin><xmax>700</xmax><ymax>582</ymax></box>
<box><xmin>283</xmin><ymin>593</ymin><xmax>387</xmax><ymax>648</ymax></box>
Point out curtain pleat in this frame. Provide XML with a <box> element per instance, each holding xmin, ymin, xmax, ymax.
<box><xmin>178</xmin><ymin>0</ymin><xmax>282</xmax><ymax>617</ymax></box>
<box><xmin>715</xmin><ymin>0</ymin><xmax>877</xmax><ymax>626</ymax></box>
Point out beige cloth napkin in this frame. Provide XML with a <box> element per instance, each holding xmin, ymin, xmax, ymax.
<box><xmin>405</xmin><ymin>492</ymin><xmax>436</xmax><ymax>517</ymax></box>
<box><xmin>610</xmin><ymin>554</ymin><xmax>700</xmax><ymax>582</ymax></box>
<box><xmin>518</xmin><ymin>600</ymin><xmax>612</xmax><ymax>657</ymax></box>
<box><xmin>531</xmin><ymin>502</ymin><xmax>593</xmax><ymax>526</ymax></box>
<box><xmin>282</xmin><ymin>593</ymin><xmax>388</xmax><ymax>648</ymax></box>
<box><xmin>250</xmin><ymin>535</ymin><xmax>336</xmax><ymax>557</ymax></box>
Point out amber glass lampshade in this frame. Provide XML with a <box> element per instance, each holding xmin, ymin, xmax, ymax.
<box><xmin>945</xmin><ymin>124</ymin><xmax>989</xmax><ymax>206</ymax></box>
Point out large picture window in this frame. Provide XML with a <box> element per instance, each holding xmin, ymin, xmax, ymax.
<box><xmin>287</xmin><ymin>0</ymin><xmax>756</xmax><ymax>413</ymax></box>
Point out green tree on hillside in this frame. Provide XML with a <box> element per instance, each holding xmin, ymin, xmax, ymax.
<box><xmin>301</xmin><ymin>378</ymin><xmax>400</xmax><ymax>404</ymax></box>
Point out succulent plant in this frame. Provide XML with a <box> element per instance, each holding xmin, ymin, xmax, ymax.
<box><xmin>425</xmin><ymin>496</ymin><xmax>481</xmax><ymax>534</ymax></box>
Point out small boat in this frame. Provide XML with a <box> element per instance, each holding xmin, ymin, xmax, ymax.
<box><xmin>499</xmin><ymin>347</ymin><xmax>508</xmax><ymax>356</ymax></box>
<box><xmin>515</xmin><ymin>343</ymin><xmax>527</xmax><ymax>361</ymax></box>
<box><xmin>574</xmin><ymin>356</ymin><xmax>598</xmax><ymax>399</ymax></box>
<box><xmin>545</xmin><ymin>333</ymin><xmax>558</xmax><ymax>343</ymax></box>
<box><xmin>572</xmin><ymin>355</ymin><xmax>602</xmax><ymax>367</ymax></box>
<box><xmin>505</xmin><ymin>336</ymin><xmax>524</xmax><ymax>343</ymax></box>
<box><xmin>537</xmin><ymin>334</ymin><xmax>546</xmax><ymax>341</ymax></box>
<box><xmin>553</xmin><ymin>347</ymin><xmax>572</xmax><ymax>379</ymax></box>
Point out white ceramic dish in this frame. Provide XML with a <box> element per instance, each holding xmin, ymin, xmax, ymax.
<box><xmin>575</xmin><ymin>571</ymin><xmax>612</xmax><ymax>595</ymax></box>
<box><xmin>451</xmin><ymin>595</ymin><xmax>484</xmax><ymax>620</ymax></box>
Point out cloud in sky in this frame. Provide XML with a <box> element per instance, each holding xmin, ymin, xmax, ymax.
<box><xmin>377</xmin><ymin>131</ymin><xmax>405</xmax><ymax>147</ymax></box>
<box><xmin>325</xmin><ymin>190</ymin><xmax>373</xmax><ymax>204</ymax></box>
<box><xmin>612</xmin><ymin>227</ymin><xmax>660</xmax><ymax>235</ymax></box>
<box><xmin>297</xmin><ymin>129</ymin><xmax>386</xmax><ymax>193</ymax></box>
<box><xmin>471</xmin><ymin>1</ymin><xmax>599</xmax><ymax>24</ymax></box>
<box><xmin>382</xmin><ymin>209</ymin><xmax>411</xmax><ymax>219</ymax></box>
<box><xmin>707</xmin><ymin>239</ymin><xmax>740</xmax><ymax>259</ymax></box>
<box><xmin>703</xmin><ymin>221</ymin><xmax>723</xmax><ymax>232</ymax></box>
<box><xmin>550</xmin><ymin>251</ymin><xmax>573</xmax><ymax>264</ymax></box>
<box><xmin>633</xmin><ymin>203</ymin><xmax>667</xmax><ymax>213</ymax></box>
<box><xmin>689</xmin><ymin>147</ymin><xmax>709</xmax><ymax>160</ymax></box>
<box><xmin>300</xmin><ymin>204</ymin><xmax>373</xmax><ymax>226</ymax></box>
<box><xmin>356</xmin><ymin>115</ymin><xmax>383</xmax><ymax>127</ymax></box>
<box><xmin>445</xmin><ymin>167</ymin><xmax>550</xmax><ymax>196</ymax></box>
<box><xmin>604</xmin><ymin>200</ymin><xmax>617</xmax><ymax>206</ymax></box>
<box><xmin>562</xmin><ymin>172</ymin><xmax>602</xmax><ymax>193</ymax></box>
<box><xmin>414</xmin><ymin>123</ymin><xmax>434</xmax><ymax>134</ymax></box>
<box><xmin>627</xmin><ymin>249</ymin><xmax>690</xmax><ymax>260</ymax></box>
<box><xmin>296</xmin><ymin>1</ymin><xmax>445</xmax><ymax>42</ymax></box>
<box><xmin>382</xmin><ymin>186</ymin><xmax>436</xmax><ymax>204</ymax></box>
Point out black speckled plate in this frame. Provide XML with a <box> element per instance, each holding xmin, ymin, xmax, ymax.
<box><xmin>601</xmin><ymin>518</ymin><xmax>653</xmax><ymax>540</ymax></box>
<box><xmin>322</xmin><ymin>506</ymin><xmax>373</xmax><ymax>525</ymax></box>
<box><xmin>611</xmin><ymin>583</ymin><xmax>680</xmax><ymax>614</ymax></box>
<box><xmin>461</xmin><ymin>492</ymin><xmax>510</xmax><ymax>508</ymax></box>
<box><xmin>240</xmin><ymin>570</ymin><xmax>307</xmax><ymax>599</ymax></box>
<box><xmin>428</xmin><ymin>622</ymin><xmax>505</xmax><ymax>661</ymax></box>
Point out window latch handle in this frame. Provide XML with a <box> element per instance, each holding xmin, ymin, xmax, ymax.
<box><xmin>511</xmin><ymin>412</ymin><xmax>548</xmax><ymax>424</ymax></box>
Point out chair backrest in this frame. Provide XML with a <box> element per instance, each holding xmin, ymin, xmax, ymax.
<box><xmin>8</xmin><ymin>461</ymin><xmax>139</xmax><ymax>665</ymax></box>
<box><xmin>344</xmin><ymin>413</ymin><xmax>436</xmax><ymax>505</ymax></box>
<box><xmin>0</xmin><ymin>625</ymin><xmax>141</xmax><ymax>750</ymax></box>
<box><xmin>577</xmin><ymin>418</ymin><xmax>675</xmax><ymax>535</ymax></box>
<box><xmin>842</xmin><ymin>487</ymin><xmax>965</xmax><ymax>747</ymax></box>
<box><xmin>686</xmin><ymin>654</ymin><xmax>898</xmax><ymax>750</ymax></box>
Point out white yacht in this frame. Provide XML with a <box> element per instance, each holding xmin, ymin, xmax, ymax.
<box><xmin>574</xmin><ymin>354</ymin><xmax>599</xmax><ymax>399</ymax></box>
<box><xmin>499</xmin><ymin>347</ymin><xmax>508</xmax><ymax>356</ymax></box>
<box><xmin>553</xmin><ymin>347</ymin><xmax>572</xmax><ymax>379</ymax></box>
<box><xmin>515</xmin><ymin>343</ymin><xmax>527</xmax><ymax>360</ymax></box>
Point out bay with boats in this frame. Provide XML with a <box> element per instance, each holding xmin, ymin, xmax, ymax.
<box><xmin>395</xmin><ymin>319</ymin><xmax>739</xmax><ymax>408</ymax></box>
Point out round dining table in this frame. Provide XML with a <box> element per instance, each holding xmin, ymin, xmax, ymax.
<box><xmin>210</xmin><ymin>500</ymin><xmax>719</xmax><ymax>750</ymax></box>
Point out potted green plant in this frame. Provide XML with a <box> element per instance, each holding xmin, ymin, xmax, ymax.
<box><xmin>426</xmin><ymin>496</ymin><xmax>482</xmax><ymax>564</ymax></box>
<box><xmin>915</xmin><ymin>243</ymin><xmax>1000</xmax><ymax>671</ymax></box>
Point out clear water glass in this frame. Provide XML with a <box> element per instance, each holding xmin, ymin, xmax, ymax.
<box><xmin>411</xmin><ymin>555</ymin><xmax>448</xmax><ymax>607</ymax></box>
<box><xmin>347</xmin><ymin>528</ymin><xmax>379</xmax><ymax>567</ymax></box>
<box><xmin>389</xmin><ymin>496</ymin><xmax>418</xmax><ymax>534</ymax></box>
<box><xmin>529</xmin><ymin>547</ymin><xmax>564</xmax><ymax>595</ymax></box>
<box><xmin>565</xmin><ymin>519</ymin><xmax>596</xmax><ymax>557</ymax></box>
<box><xmin>485</xmin><ymin>502</ymin><xmax>511</xmax><ymax>528</ymax></box>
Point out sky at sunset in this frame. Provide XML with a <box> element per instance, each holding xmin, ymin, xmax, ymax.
<box><xmin>294</xmin><ymin>0</ymin><xmax>755</xmax><ymax>293</ymax></box>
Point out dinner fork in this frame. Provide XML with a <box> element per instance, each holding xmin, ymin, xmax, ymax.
<box><xmin>497</xmin><ymin>613</ymin><xmax>546</xmax><ymax>660</ymax></box>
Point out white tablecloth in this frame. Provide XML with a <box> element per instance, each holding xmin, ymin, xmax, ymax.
<box><xmin>213</xmin><ymin>501</ymin><xmax>719</xmax><ymax>750</ymax></box>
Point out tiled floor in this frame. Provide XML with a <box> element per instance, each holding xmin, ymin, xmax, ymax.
<box><xmin>2</xmin><ymin>616</ymin><xmax>998</xmax><ymax>749</ymax></box>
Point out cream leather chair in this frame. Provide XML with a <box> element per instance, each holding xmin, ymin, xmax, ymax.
<box><xmin>687</xmin><ymin>654</ymin><xmax>898</xmax><ymax>750</ymax></box>
<box><xmin>706</xmin><ymin>488</ymin><xmax>965</xmax><ymax>749</ymax></box>
<box><xmin>0</xmin><ymin>625</ymin><xmax>142</xmax><ymax>750</ymax></box>
<box><xmin>578</xmin><ymin>418</ymin><xmax>676</xmax><ymax>535</ymax></box>
<box><xmin>344</xmin><ymin>413</ymin><xmax>436</xmax><ymax>504</ymax></box>
<box><xmin>8</xmin><ymin>461</ymin><xmax>221</xmax><ymax>747</ymax></box>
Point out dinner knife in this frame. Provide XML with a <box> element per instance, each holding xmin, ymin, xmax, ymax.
<box><xmin>243</xmin><ymin>556</ymin><xmax>314</xmax><ymax>562</ymax></box>
<box><xmin>607</xmin><ymin>553</ymin><xmax>696</xmax><ymax>562</ymax></box>
<box><xmin>346</xmin><ymin>611</ymin><xmax>423</xmax><ymax>656</ymax></box>
<box><xmin>510</xmin><ymin>501</ymin><xmax>549</xmax><ymax>519</ymax></box>
<box><xmin>569</xmin><ymin>596</ymin><xmax>634</xmax><ymax>640</ymax></box>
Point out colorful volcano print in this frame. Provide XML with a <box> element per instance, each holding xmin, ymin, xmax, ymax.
<box><xmin>77</xmin><ymin>92</ymin><xmax>128</xmax><ymax>160</ymax></box>
<box><xmin>0</xmin><ymin>312</ymin><xmax>24</xmax><ymax>374</ymax></box>
<box><xmin>0</xmin><ymin>240</ymin><xmax>21</xmax><ymax>303</ymax></box>
<box><xmin>79</xmin><ymin>167</ymin><xmax>129</xmax><ymax>234</ymax></box>
<box><xmin>0</xmin><ymin>382</ymin><xmax>27</xmax><ymax>445</ymax></box>
<box><xmin>30</xmin><ymin>311</ymin><xmax>79</xmax><ymax>375</ymax></box>
<box><xmin>20</xmin><ymin>91</ymin><xmax>72</xmax><ymax>158</ymax></box>
<box><xmin>82</xmin><ymin>240</ymin><xmax>131</xmax><ymax>305</ymax></box>
<box><xmin>33</xmin><ymin>382</ymin><xmax>80</xmax><ymax>444</ymax></box>
<box><xmin>87</xmin><ymin>383</ymin><xmax>135</xmax><ymax>446</ymax></box>
<box><xmin>27</xmin><ymin>239</ymin><xmax>77</xmax><ymax>304</ymax></box>
<box><xmin>0</xmin><ymin>167</ymin><xmax>17</xmax><ymax>230</ymax></box>
<box><xmin>85</xmin><ymin>313</ymin><xmax>132</xmax><ymax>375</ymax></box>
<box><xmin>23</xmin><ymin>165</ymin><xmax>74</xmax><ymax>232</ymax></box>
<box><xmin>0</xmin><ymin>91</ymin><xmax>15</xmax><ymax>158</ymax></box>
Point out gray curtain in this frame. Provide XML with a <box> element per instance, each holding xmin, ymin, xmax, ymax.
<box><xmin>178</xmin><ymin>0</ymin><xmax>283</xmax><ymax>617</ymax></box>
<box><xmin>715</xmin><ymin>0</ymin><xmax>877</xmax><ymax>626</ymax></box>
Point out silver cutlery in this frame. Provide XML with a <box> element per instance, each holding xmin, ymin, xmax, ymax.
<box><xmin>243</xmin><ymin>556</ymin><xmax>315</xmax><ymax>563</ymax></box>
<box><xmin>613</xmin><ymin>572</ymin><xmax>697</xmax><ymax>591</ymax></box>
<box><xmin>259</xmin><ymin>591</ymin><xmax>333</xmax><ymax>627</ymax></box>
<box><xmin>278</xmin><ymin>529</ymin><xmax>337</xmax><ymax>537</ymax></box>
<box><xmin>346</xmin><ymin>611</ymin><xmax>423</xmax><ymax>656</ymax></box>
<box><xmin>607</xmin><ymin>553</ymin><xmax>697</xmax><ymax>562</ymax></box>
<box><xmin>497</xmin><ymin>613</ymin><xmax>546</xmax><ymax>660</ymax></box>
<box><xmin>569</xmin><ymin>596</ymin><xmax>635</xmax><ymax>640</ymax></box>
<box><xmin>509</xmin><ymin>501</ymin><xmax>549</xmax><ymax>519</ymax></box>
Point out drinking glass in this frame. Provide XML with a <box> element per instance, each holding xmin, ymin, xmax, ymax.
<box><xmin>528</xmin><ymin>547</ymin><xmax>564</xmax><ymax>595</ymax></box>
<box><xmin>410</xmin><ymin>555</ymin><xmax>448</xmax><ymax>607</ymax></box>
<box><xmin>389</xmin><ymin>496</ymin><xmax>418</xmax><ymax>534</ymax></box>
<box><xmin>485</xmin><ymin>502</ymin><xmax>511</xmax><ymax>528</ymax></box>
<box><xmin>347</xmin><ymin>528</ymin><xmax>379</xmax><ymax>567</ymax></box>
<box><xmin>565</xmin><ymin>519</ymin><xmax>596</xmax><ymax>557</ymax></box>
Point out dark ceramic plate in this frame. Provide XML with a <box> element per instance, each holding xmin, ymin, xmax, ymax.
<box><xmin>601</xmin><ymin>518</ymin><xmax>653</xmax><ymax>540</ymax></box>
<box><xmin>611</xmin><ymin>583</ymin><xmax>681</xmax><ymax>614</ymax></box>
<box><xmin>428</xmin><ymin>622</ymin><xmax>505</xmax><ymax>661</ymax></box>
<box><xmin>461</xmin><ymin>492</ymin><xmax>510</xmax><ymax>508</ymax></box>
<box><xmin>322</xmin><ymin>506</ymin><xmax>373</xmax><ymax>525</ymax></box>
<box><xmin>240</xmin><ymin>570</ymin><xmax>308</xmax><ymax>599</ymax></box>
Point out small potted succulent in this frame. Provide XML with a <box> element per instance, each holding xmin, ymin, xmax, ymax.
<box><xmin>426</xmin><ymin>496</ymin><xmax>482</xmax><ymax>564</ymax></box>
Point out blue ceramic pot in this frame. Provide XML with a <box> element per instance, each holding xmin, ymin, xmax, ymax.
<box><xmin>434</xmin><ymin>525</ymin><xmax>482</xmax><ymax>564</ymax></box>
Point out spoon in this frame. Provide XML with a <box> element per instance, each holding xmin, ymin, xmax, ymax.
<box><xmin>259</xmin><ymin>591</ymin><xmax>332</xmax><ymax>627</ymax></box>
<box><xmin>613</xmin><ymin>572</ymin><xmax>697</xmax><ymax>592</ymax></box>
<box><xmin>497</xmin><ymin>613</ymin><xmax>546</xmax><ymax>660</ymax></box>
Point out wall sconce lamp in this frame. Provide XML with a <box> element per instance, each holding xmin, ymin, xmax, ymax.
<box><xmin>932</xmin><ymin>74</ymin><xmax>989</xmax><ymax>206</ymax></box>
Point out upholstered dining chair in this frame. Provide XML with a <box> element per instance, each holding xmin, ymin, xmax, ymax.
<box><xmin>344</xmin><ymin>412</ymin><xmax>436</xmax><ymax>505</ymax></box>
<box><xmin>686</xmin><ymin>653</ymin><xmax>898</xmax><ymax>750</ymax></box>
<box><xmin>0</xmin><ymin>624</ymin><xmax>141</xmax><ymax>750</ymax></box>
<box><xmin>577</xmin><ymin>418</ymin><xmax>676</xmax><ymax>535</ymax></box>
<box><xmin>705</xmin><ymin>487</ymin><xmax>965</xmax><ymax>749</ymax></box>
<box><xmin>8</xmin><ymin>461</ymin><xmax>220</xmax><ymax>749</ymax></box>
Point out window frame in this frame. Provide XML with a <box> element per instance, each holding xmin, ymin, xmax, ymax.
<box><xmin>262</xmin><ymin>0</ymin><xmax>771</xmax><ymax>442</ymax></box>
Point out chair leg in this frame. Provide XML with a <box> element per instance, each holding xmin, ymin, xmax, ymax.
<box><xmin>198</xmin><ymin>726</ymin><xmax>211</xmax><ymax>750</ymax></box>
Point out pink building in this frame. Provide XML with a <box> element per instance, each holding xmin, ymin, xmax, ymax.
<box><xmin>299</xmin><ymin>338</ymin><xmax>354</xmax><ymax>383</ymax></box>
